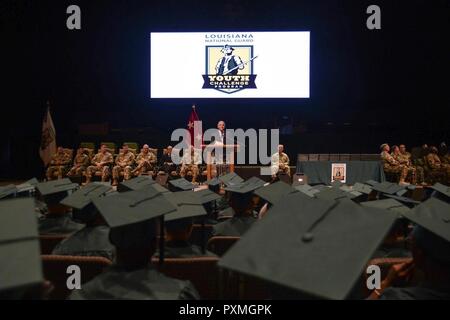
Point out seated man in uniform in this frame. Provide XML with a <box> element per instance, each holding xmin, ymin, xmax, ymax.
<box><xmin>438</xmin><ymin>142</ymin><xmax>450</xmax><ymax>164</ymax></box>
<box><xmin>398</xmin><ymin>144</ymin><xmax>425</xmax><ymax>185</ymax></box>
<box><xmin>52</xmin><ymin>183</ymin><xmax>115</xmax><ymax>261</ymax></box>
<box><xmin>426</xmin><ymin>146</ymin><xmax>450</xmax><ymax>183</ymax></box>
<box><xmin>67</xmin><ymin>147</ymin><xmax>90</xmax><ymax>178</ymax></box>
<box><xmin>132</xmin><ymin>144</ymin><xmax>157</xmax><ymax>176</ymax></box>
<box><xmin>86</xmin><ymin>144</ymin><xmax>113</xmax><ymax>184</ymax></box>
<box><xmin>46</xmin><ymin>146</ymin><xmax>71</xmax><ymax>180</ymax></box>
<box><xmin>112</xmin><ymin>144</ymin><xmax>135</xmax><ymax>186</ymax></box>
<box><xmin>69</xmin><ymin>188</ymin><xmax>200</xmax><ymax>300</ymax></box>
<box><xmin>180</xmin><ymin>147</ymin><xmax>201</xmax><ymax>183</ymax></box>
<box><xmin>392</xmin><ymin>145</ymin><xmax>418</xmax><ymax>185</ymax></box>
<box><xmin>380</xmin><ymin>143</ymin><xmax>409</xmax><ymax>185</ymax></box>
<box><xmin>271</xmin><ymin>144</ymin><xmax>290</xmax><ymax>179</ymax></box>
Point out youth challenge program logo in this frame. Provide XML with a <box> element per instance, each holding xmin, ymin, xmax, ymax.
<box><xmin>202</xmin><ymin>44</ymin><xmax>258</xmax><ymax>94</ymax></box>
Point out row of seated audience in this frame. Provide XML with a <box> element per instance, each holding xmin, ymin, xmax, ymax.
<box><xmin>46</xmin><ymin>144</ymin><xmax>204</xmax><ymax>185</ymax></box>
<box><xmin>380</xmin><ymin>142</ymin><xmax>450</xmax><ymax>185</ymax></box>
<box><xmin>1</xmin><ymin>171</ymin><xmax>450</xmax><ymax>300</ymax></box>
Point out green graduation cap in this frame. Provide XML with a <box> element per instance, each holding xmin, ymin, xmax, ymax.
<box><xmin>371</xmin><ymin>181</ymin><xmax>406</xmax><ymax>196</ymax></box>
<box><xmin>402</xmin><ymin>197</ymin><xmax>450</xmax><ymax>264</ymax></box>
<box><xmin>352</xmin><ymin>182</ymin><xmax>373</xmax><ymax>195</ymax></box>
<box><xmin>294</xmin><ymin>184</ymin><xmax>320</xmax><ymax>198</ymax></box>
<box><xmin>194</xmin><ymin>188</ymin><xmax>222</xmax><ymax>204</ymax></box>
<box><xmin>35</xmin><ymin>178</ymin><xmax>79</xmax><ymax>205</ymax></box>
<box><xmin>0</xmin><ymin>185</ymin><xmax>17</xmax><ymax>200</ymax></box>
<box><xmin>430</xmin><ymin>183</ymin><xmax>450</xmax><ymax>202</ymax></box>
<box><xmin>383</xmin><ymin>194</ymin><xmax>421</xmax><ymax>207</ymax></box>
<box><xmin>117</xmin><ymin>176</ymin><xmax>156</xmax><ymax>192</ymax></box>
<box><xmin>0</xmin><ymin>198</ymin><xmax>43</xmax><ymax>294</ymax></box>
<box><xmin>365</xmin><ymin>180</ymin><xmax>380</xmax><ymax>187</ymax></box>
<box><xmin>163</xmin><ymin>191</ymin><xmax>207</xmax><ymax>222</ymax></box>
<box><xmin>60</xmin><ymin>183</ymin><xmax>112</xmax><ymax>223</ymax></box>
<box><xmin>15</xmin><ymin>178</ymin><xmax>39</xmax><ymax>196</ymax></box>
<box><xmin>360</xmin><ymin>198</ymin><xmax>410</xmax><ymax>215</ymax></box>
<box><xmin>152</xmin><ymin>183</ymin><xmax>171</xmax><ymax>194</ymax></box>
<box><xmin>315</xmin><ymin>187</ymin><xmax>350</xmax><ymax>202</ymax></box>
<box><xmin>205</xmin><ymin>177</ymin><xmax>221</xmax><ymax>193</ymax></box>
<box><xmin>168</xmin><ymin>178</ymin><xmax>195</xmax><ymax>191</ymax></box>
<box><xmin>223</xmin><ymin>177</ymin><xmax>266</xmax><ymax>194</ymax></box>
<box><xmin>253</xmin><ymin>181</ymin><xmax>298</xmax><ymax>205</ymax></box>
<box><xmin>93</xmin><ymin>186</ymin><xmax>177</xmax><ymax>229</ymax></box>
<box><xmin>218</xmin><ymin>172</ymin><xmax>244</xmax><ymax>187</ymax></box>
<box><xmin>218</xmin><ymin>192</ymin><xmax>396</xmax><ymax>300</ymax></box>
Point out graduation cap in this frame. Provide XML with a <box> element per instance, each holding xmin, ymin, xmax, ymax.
<box><xmin>352</xmin><ymin>182</ymin><xmax>373</xmax><ymax>195</ymax></box>
<box><xmin>60</xmin><ymin>183</ymin><xmax>112</xmax><ymax>223</ymax></box>
<box><xmin>15</xmin><ymin>178</ymin><xmax>39</xmax><ymax>196</ymax></box>
<box><xmin>93</xmin><ymin>186</ymin><xmax>177</xmax><ymax>261</ymax></box>
<box><xmin>205</xmin><ymin>177</ymin><xmax>221</xmax><ymax>193</ymax></box>
<box><xmin>35</xmin><ymin>178</ymin><xmax>79</xmax><ymax>205</ymax></box>
<box><xmin>430</xmin><ymin>183</ymin><xmax>450</xmax><ymax>202</ymax></box>
<box><xmin>218</xmin><ymin>172</ymin><xmax>244</xmax><ymax>187</ymax></box>
<box><xmin>152</xmin><ymin>183</ymin><xmax>171</xmax><ymax>194</ymax></box>
<box><xmin>383</xmin><ymin>194</ymin><xmax>421</xmax><ymax>207</ymax></box>
<box><xmin>402</xmin><ymin>197</ymin><xmax>450</xmax><ymax>264</ymax></box>
<box><xmin>0</xmin><ymin>185</ymin><xmax>17</xmax><ymax>200</ymax></box>
<box><xmin>194</xmin><ymin>188</ymin><xmax>222</xmax><ymax>204</ymax></box>
<box><xmin>365</xmin><ymin>180</ymin><xmax>380</xmax><ymax>187</ymax></box>
<box><xmin>168</xmin><ymin>178</ymin><xmax>195</xmax><ymax>191</ymax></box>
<box><xmin>0</xmin><ymin>198</ymin><xmax>43</xmax><ymax>295</ymax></box>
<box><xmin>311</xmin><ymin>184</ymin><xmax>328</xmax><ymax>191</ymax></box>
<box><xmin>371</xmin><ymin>181</ymin><xmax>406</xmax><ymax>196</ymax></box>
<box><xmin>360</xmin><ymin>198</ymin><xmax>410</xmax><ymax>215</ymax></box>
<box><xmin>314</xmin><ymin>187</ymin><xmax>350</xmax><ymax>202</ymax></box>
<box><xmin>253</xmin><ymin>181</ymin><xmax>298</xmax><ymax>205</ymax></box>
<box><xmin>223</xmin><ymin>177</ymin><xmax>266</xmax><ymax>194</ymax></box>
<box><xmin>117</xmin><ymin>176</ymin><xmax>156</xmax><ymax>192</ymax></box>
<box><xmin>218</xmin><ymin>192</ymin><xmax>397</xmax><ymax>300</ymax></box>
<box><xmin>294</xmin><ymin>184</ymin><xmax>320</xmax><ymax>198</ymax></box>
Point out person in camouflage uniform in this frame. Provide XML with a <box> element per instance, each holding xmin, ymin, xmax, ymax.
<box><xmin>271</xmin><ymin>144</ymin><xmax>290</xmax><ymax>178</ymax></box>
<box><xmin>438</xmin><ymin>142</ymin><xmax>450</xmax><ymax>165</ymax></box>
<box><xmin>46</xmin><ymin>146</ymin><xmax>72</xmax><ymax>180</ymax></box>
<box><xmin>112</xmin><ymin>144</ymin><xmax>136</xmax><ymax>186</ymax></box>
<box><xmin>426</xmin><ymin>146</ymin><xmax>450</xmax><ymax>183</ymax></box>
<box><xmin>395</xmin><ymin>144</ymin><xmax>425</xmax><ymax>185</ymax></box>
<box><xmin>67</xmin><ymin>148</ymin><xmax>90</xmax><ymax>177</ymax></box>
<box><xmin>180</xmin><ymin>147</ymin><xmax>201</xmax><ymax>183</ymax></box>
<box><xmin>132</xmin><ymin>144</ymin><xmax>157</xmax><ymax>176</ymax></box>
<box><xmin>86</xmin><ymin>144</ymin><xmax>113</xmax><ymax>183</ymax></box>
<box><xmin>380</xmin><ymin>143</ymin><xmax>409</xmax><ymax>185</ymax></box>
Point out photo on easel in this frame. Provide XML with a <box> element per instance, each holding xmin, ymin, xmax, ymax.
<box><xmin>331</xmin><ymin>163</ymin><xmax>346</xmax><ymax>184</ymax></box>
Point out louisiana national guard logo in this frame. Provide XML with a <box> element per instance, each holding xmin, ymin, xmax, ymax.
<box><xmin>202</xmin><ymin>44</ymin><xmax>258</xmax><ymax>94</ymax></box>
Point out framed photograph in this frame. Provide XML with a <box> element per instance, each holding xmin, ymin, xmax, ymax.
<box><xmin>331</xmin><ymin>163</ymin><xmax>346</xmax><ymax>184</ymax></box>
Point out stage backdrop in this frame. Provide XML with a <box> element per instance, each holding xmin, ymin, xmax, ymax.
<box><xmin>150</xmin><ymin>31</ymin><xmax>310</xmax><ymax>98</ymax></box>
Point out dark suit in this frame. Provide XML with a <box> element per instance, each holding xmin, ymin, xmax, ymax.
<box><xmin>39</xmin><ymin>214</ymin><xmax>83</xmax><ymax>235</ymax></box>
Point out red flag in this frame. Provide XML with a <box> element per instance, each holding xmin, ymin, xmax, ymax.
<box><xmin>187</xmin><ymin>105</ymin><xmax>202</xmax><ymax>146</ymax></box>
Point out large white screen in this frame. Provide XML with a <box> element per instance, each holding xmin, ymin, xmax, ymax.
<box><xmin>150</xmin><ymin>31</ymin><xmax>310</xmax><ymax>98</ymax></box>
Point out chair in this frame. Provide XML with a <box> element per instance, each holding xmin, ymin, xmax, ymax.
<box><xmin>79</xmin><ymin>142</ymin><xmax>95</xmax><ymax>151</ymax></box>
<box><xmin>151</xmin><ymin>257</ymin><xmax>220</xmax><ymax>300</ymax></box>
<box><xmin>220</xmin><ymin>269</ymin><xmax>270</xmax><ymax>300</ymax></box>
<box><xmin>100</xmin><ymin>142</ymin><xmax>117</xmax><ymax>155</ymax></box>
<box><xmin>41</xmin><ymin>255</ymin><xmax>112</xmax><ymax>300</ymax></box>
<box><xmin>207</xmin><ymin>236</ymin><xmax>240</xmax><ymax>257</ymax></box>
<box><xmin>123</xmin><ymin>142</ymin><xmax>139</xmax><ymax>151</ymax></box>
<box><xmin>39</xmin><ymin>234</ymin><xmax>70</xmax><ymax>254</ymax></box>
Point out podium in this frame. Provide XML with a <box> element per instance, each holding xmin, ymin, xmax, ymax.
<box><xmin>203</xmin><ymin>144</ymin><xmax>239</xmax><ymax>180</ymax></box>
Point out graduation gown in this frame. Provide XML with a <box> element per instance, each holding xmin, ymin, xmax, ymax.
<box><xmin>68</xmin><ymin>265</ymin><xmax>200</xmax><ymax>300</ymax></box>
<box><xmin>51</xmin><ymin>225</ymin><xmax>115</xmax><ymax>261</ymax></box>
<box><xmin>155</xmin><ymin>241</ymin><xmax>217</xmax><ymax>259</ymax></box>
<box><xmin>38</xmin><ymin>213</ymin><xmax>83</xmax><ymax>235</ymax></box>
<box><xmin>212</xmin><ymin>216</ymin><xmax>257</xmax><ymax>237</ymax></box>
